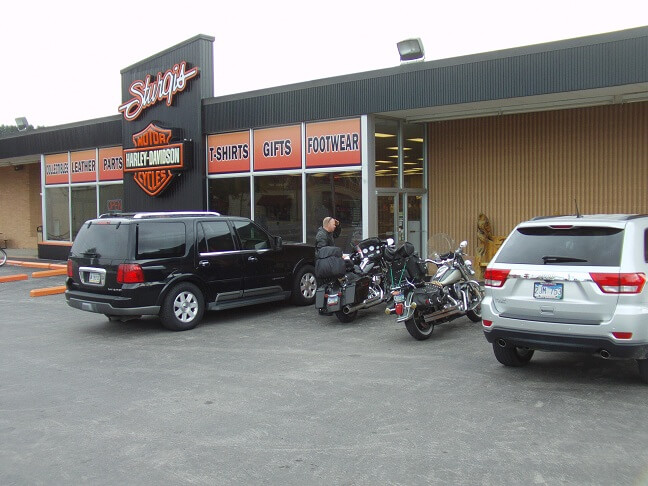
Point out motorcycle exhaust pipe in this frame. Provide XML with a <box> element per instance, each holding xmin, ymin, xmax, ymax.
<box><xmin>422</xmin><ymin>304</ymin><xmax>462</xmax><ymax>323</ymax></box>
<box><xmin>345</xmin><ymin>292</ymin><xmax>384</xmax><ymax>313</ymax></box>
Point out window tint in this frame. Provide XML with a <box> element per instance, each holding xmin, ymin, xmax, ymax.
<box><xmin>137</xmin><ymin>222</ymin><xmax>186</xmax><ymax>259</ymax></box>
<box><xmin>71</xmin><ymin>222</ymin><xmax>130</xmax><ymax>259</ymax></box>
<box><xmin>496</xmin><ymin>226</ymin><xmax>623</xmax><ymax>266</ymax></box>
<box><xmin>198</xmin><ymin>221</ymin><xmax>235</xmax><ymax>253</ymax></box>
<box><xmin>232</xmin><ymin>220</ymin><xmax>271</xmax><ymax>250</ymax></box>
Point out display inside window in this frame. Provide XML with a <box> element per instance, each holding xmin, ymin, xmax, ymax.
<box><xmin>71</xmin><ymin>186</ymin><xmax>97</xmax><ymax>240</ymax></box>
<box><xmin>306</xmin><ymin>172</ymin><xmax>362</xmax><ymax>251</ymax></box>
<box><xmin>254</xmin><ymin>175</ymin><xmax>302</xmax><ymax>243</ymax></box>
<box><xmin>208</xmin><ymin>177</ymin><xmax>251</xmax><ymax>218</ymax></box>
<box><xmin>45</xmin><ymin>187</ymin><xmax>70</xmax><ymax>241</ymax></box>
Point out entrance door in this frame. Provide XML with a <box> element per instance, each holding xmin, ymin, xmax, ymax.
<box><xmin>377</xmin><ymin>192</ymin><xmax>423</xmax><ymax>254</ymax></box>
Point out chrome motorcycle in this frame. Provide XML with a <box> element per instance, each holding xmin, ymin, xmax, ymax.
<box><xmin>316</xmin><ymin>237</ymin><xmax>395</xmax><ymax>323</ymax></box>
<box><xmin>385</xmin><ymin>234</ymin><xmax>483</xmax><ymax>340</ymax></box>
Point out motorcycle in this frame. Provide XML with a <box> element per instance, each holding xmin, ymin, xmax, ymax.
<box><xmin>315</xmin><ymin>237</ymin><xmax>395</xmax><ymax>323</ymax></box>
<box><xmin>385</xmin><ymin>234</ymin><xmax>483</xmax><ymax>340</ymax></box>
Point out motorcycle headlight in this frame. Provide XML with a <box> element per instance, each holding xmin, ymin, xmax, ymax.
<box><xmin>464</xmin><ymin>260</ymin><xmax>476</xmax><ymax>275</ymax></box>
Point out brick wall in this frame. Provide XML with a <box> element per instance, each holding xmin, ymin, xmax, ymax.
<box><xmin>0</xmin><ymin>163</ymin><xmax>41</xmax><ymax>249</ymax></box>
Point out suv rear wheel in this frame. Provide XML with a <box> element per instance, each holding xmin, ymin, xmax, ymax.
<box><xmin>160</xmin><ymin>282</ymin><xmax>205</xmax><ymax>331</ymax></box>
<box><xmin>292</xmin><ymin>265</ymin><xmax>317</xmax><ymax>305</ymax></box>
<box><xmin>492</xmin><ymin>343</ymin><xmax>534</xmax><ymax>367</ymax></box>
<box><xmin>637</xmin><ymin>359</ymin><xmax>648</xmax><ymax>384</ymax></box>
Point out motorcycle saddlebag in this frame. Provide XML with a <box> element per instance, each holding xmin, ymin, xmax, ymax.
<box><xmin>412</xmin><ymin>285</ymin><xmax>443</xmax><ymax>309</ymax></box>
<box><xmin>316</xmin><ymin>285</ymin><xmax>342</xmax><ymax>312</ymax></box>
<box><xmin>315</xmin><ymin>287</ymin><xmax>326</xmax><ymax>309</ymax></box>
<box><xmin>342</xmin><ymin>276</ymin><xmax>370</xmax><ymax>305</ymax></box>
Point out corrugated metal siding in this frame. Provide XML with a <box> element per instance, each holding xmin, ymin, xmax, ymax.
<box><xmin>203</xmin><ymin>31</ymin><xmax>648</xmax><ymax>133</ymax></box>
<box><xmin>427</xmin><ymin>102</ymin><xmax>648</xmax><ymax>254</ymax></box>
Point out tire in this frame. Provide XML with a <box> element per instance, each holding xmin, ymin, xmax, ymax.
<box><xmin>335</xmin><ymin>309</ymin><xmax>358</xmax><ymax>323</ymax></box>
<box><xmin>291</xmin><ymin>265</ymin><xmax>317</xmax><ymax>305</ymax></box>
<box><xmin>160</xmin><ymin>282</ymin><xmax>204</xmax><ymax>331</ymax></box>
<box><xmin>0</xmin><ymin>249</ymin><xmax>6</xmax><ymax>267</ymax></box>
<box><xmin>637</xmin><ymin>359</ymin><xmax>648</xmax><ymax>384</ymax></box>
<box><xmin>404</xmin><ymin>311</ymin><xmax>434</xmax><ymax>340</ymax></box>
<box><xmin>466</xmin><ymin>305</ymin><xmax>482</xmax><ymax>322</ymax></box>
<box><xmin>492</xmin><ymin>343</ymin><xmax>534</xmax><ymax>367</ymax></box>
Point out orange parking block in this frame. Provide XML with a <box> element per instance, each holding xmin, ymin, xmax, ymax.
<box><xmin>32</xmin><ymin>268</ymin><xmax>67</xmax><ymax>278</ymax></box>
<box><xmin>0</xmin><ymin>274</ymin><xmax>29</xmax><ymax>283</ymax></box>
<box><xmin>30</xmin><ymin>285</ymin><xmax>67</xmax><ymax>297</ymax></box>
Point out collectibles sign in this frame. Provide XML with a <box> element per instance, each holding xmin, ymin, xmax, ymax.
<box><xmin>123</xmin><ymin>123</ymin><xmax>190</xmax><ymax>196</ymax></box>
<box><xmin>118</xmin><ymin>61</ymin><xmax>199</xmax><ymax>121</ymax></box>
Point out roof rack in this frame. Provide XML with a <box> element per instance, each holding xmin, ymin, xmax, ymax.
<box><xmin>132</xmin><ymin>211</ymin><xmax>221</xmax><ymax>219</ymax></box>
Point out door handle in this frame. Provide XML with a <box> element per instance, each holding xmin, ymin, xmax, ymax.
<box><xmin>199</xmin><ymin>260</ymin><xmax>210</xmax><ymax>267</ymax></box>
<box><xmin>248</xmin><ymin>256</ymin><xmax>258</xmax><ymax>262</ymax></box>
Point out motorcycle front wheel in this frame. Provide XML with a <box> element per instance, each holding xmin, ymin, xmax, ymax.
<box><xmin>466</xmin><ymin>305</ymin><xmax>482</xmax><ymax>322</ymax></box>
<box><xmin>404</xmin><ymin>311</ymin><xmax>434</xmax><ymax>340</ymax></box>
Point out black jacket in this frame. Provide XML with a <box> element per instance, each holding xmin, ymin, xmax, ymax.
<box><xmin>315</xmin><ymin>224</ymin><xmax>341</xmax><ymax>257</ymax></box>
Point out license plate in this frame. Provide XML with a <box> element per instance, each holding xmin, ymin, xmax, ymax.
<box><xmin>394</xmin><ymin>292</ymin><xmax>405</xmax><ymax>303</ymax></box>
<box><xmin>327</xmin><ymin>295</ymin><xmax>339</xmax><ymax>306</ymax></box>
<box><xmin>89</xmin><ymin>272</ymin><xmax>102</xmax><ymax>284</ymax></box>
<box><xmin>533</xmin><ymin>282</ymin><xmax>563</xmax><ymax>300</ymax></box>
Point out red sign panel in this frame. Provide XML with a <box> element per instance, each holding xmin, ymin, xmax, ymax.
<box><xmin>253</xmin><ymin>125</ymin><xmax>302</xmax><ymax>171</ymax></box>
<box><xmin>207</xmin><ymin>131</ymin><xmax>251</xmax><ymax>174</ymax></box>
<box><xmin>98</xmin><ymin>146</ymin><xmax>124</xmax><ymax>182</ymax></box>
<box><xmin>305</xmin><ymin>118</ymin><xmax>361</xmax><ymax>168</ymax></box>
<box><xmin>70</xmin><ymin>149</ymin><xmax>97</xmax><ymax>183</ymax></box>
<box><xmin>45</xmin><ymin>153</ymin><xmax>69</xmax><ymax>185</ymax></box>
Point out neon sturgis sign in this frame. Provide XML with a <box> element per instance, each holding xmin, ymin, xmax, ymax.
<box><xmin>118</xmin><ymin>61</ymin><xmax>199</xmax><ymax>121</ymax></box>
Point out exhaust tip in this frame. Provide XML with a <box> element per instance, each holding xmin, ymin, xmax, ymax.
<box><xmin>385</xmin><ymin>308</ymin><xmax>394</xmax><ymax>315</ymax></box>
<box><xmin>497</xmin><ymin>339</ymin><xmax>507</xmax><ymax>348</ymax></box>
<box><xmin>600</xmin><ymin>349</ymin><xmax>611</xmax><ymax>359</ymax></box>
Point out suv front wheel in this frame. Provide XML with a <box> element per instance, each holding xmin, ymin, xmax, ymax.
<box><xmin>160</xmin><ymin>282</ymin><xmax>205</xmax><ymax>331</ymax></box>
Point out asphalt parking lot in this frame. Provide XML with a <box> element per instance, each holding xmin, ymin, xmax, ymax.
<box><xmin>1</xmin><ymin>263</ymin><xmax>648</xmax><ymax>485</ymax></box>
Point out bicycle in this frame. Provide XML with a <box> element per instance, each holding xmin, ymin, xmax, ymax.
<box><xmin>0</xmin><ymin>234</ymin><xmax>7</xmax><ymax>266</ymax></box>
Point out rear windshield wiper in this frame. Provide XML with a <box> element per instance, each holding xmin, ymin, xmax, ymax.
<box><xmin>82</xmin><ymin>251</ymin><xmax>99</xmax><ymax>258</ymax></box>
<box><xmin>541</xmin><ymin>255</ymin><xmax>588</xmax><ymax>264</ymax></box>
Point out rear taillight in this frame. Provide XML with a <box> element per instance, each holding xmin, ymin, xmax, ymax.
<box><xmin>589</xmin><ymin>272</ymin><xmax>646</xmax><ymax>294</ymax></box>
<box><xmin>484</xmin><ymin>268</ymin><xmax>510</xmax><ymax>288</ymax></box>
<box><xmin>67</xmin><ymin>259</ymin><xmax>73</xmax><ymax>278</ymax></box>
<box><xmin>612</xmin><ymin>332</ymin><xmax>633</xmax><ymax>339</ymax></box>
<box><xmin>117</xmin><ymin>264</ymin><xmax>145</xmax><ymax>284</ymax></box>
<box><xmin>482</xmin><ymin>319</ymin><xmax>493</xmax><ymax>327</ymax></box>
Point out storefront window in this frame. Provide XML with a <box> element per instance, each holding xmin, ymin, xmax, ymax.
<box><xmin>306</xmin><ymin>172</ymin><xmax>363</xmax><ymax>251</ymax></box>
<box><xmin>254</xmin><ymin>175</ymin><xmax>302</xmax><ymax>242</ymax></box>
<box><xmin>375</xmin><ymin>118</ymin><xmax>399</xmax><ymax>188</ymax></box>
<box><xmin>45</xmin><ymin>187</ymin><xmax>70</xmax><ymax>241</ymax></box>
<box><xmin>208</xmin><ymin>177</ymin><xmax>251</xmax><ymax>218</ymax></box>
<box><xmin>98</xmin><ymin>184</ymin><xmax>124</xmax><ymax>214</ymax></box>
<box><xmin>71</xmin><ymin>186</ymin><xmax>98</xmax><ymax>239</ymax></box>
<box><xmin>403</xmin><ymin>123</ymin><xmax>424</xmax><ymax>188</ymax></box>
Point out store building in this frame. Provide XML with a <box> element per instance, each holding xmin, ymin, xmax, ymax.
<box><xmin>1</xmin><ymin>27</ymin><xmax>648</xmax><ymax>261</ymax></box>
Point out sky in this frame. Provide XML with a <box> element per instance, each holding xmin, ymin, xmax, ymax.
<box><xmin>2</xmin><ymin>0</ymin><xmax>648</xmax><ymax>128</ymax></box>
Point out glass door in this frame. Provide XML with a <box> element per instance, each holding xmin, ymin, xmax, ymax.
<box><xmin>377</xmin><ymin>192</ymin><xmax>423</xmax><ymax>253</ymax></box>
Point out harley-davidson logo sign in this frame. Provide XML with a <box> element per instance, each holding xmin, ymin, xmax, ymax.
<box><xmin>123</xmin><ymin>123</ymin><xmax>189</xmax><ymax>196</ymax></box>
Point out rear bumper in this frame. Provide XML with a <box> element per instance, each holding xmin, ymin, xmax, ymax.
<box><xmin>483</xmin><ymin>328</ymin><xmax>648</xmax><ymax>359</ymax></box>
<box><xmin>65</xmin><ymin>290</ymin><xmax>160</xmax><ymax>316</ymax></box>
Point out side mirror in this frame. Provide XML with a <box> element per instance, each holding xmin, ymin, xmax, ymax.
<box><xmin>460</xmin><ymin>241</ymin><xmax>468</xmax><ymax>252</ymax></box>
<box><xmin>273</xmin><ymin>235</ymin><xmax>283</xmax><ymax>250</ymax></box>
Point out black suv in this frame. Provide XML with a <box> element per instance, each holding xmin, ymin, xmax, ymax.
<box><xmin>65</xmin><ymin>212</ymin><xmax>317</xmax><ymax>331</ymax></box>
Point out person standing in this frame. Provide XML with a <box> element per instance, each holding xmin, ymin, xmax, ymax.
<box><xmin>315</xmin><ymin>216</ymin><xmax>341</xmax><ymax>257</ymax></box>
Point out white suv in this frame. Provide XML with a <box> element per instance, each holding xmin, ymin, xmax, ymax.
<box><xmin>482</xmin><ymin>214</ymin><xmax>648</xmax><ymax>383</ymax></box>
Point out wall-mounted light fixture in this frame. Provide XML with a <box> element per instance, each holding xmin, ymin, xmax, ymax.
<box><xmin>397</xmin><ymin>38</ymin><xmax>425</xmax><ymax>63</ymax></box>
<box><xmin>15</xmin><ymin>117</ymin><xmax>32</xmax><ymax>131</ymax></box>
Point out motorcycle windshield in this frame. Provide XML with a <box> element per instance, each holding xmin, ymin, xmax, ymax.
<box><xmin>427</xmin><ymin>233</ymin><xmax>456</xmax><ymax>260</ymax></box>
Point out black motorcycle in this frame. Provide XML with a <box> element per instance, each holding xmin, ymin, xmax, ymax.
<box><xmin>315</xmin><ymin>237</ymin><xmax>395</xmax><ymax>323</ymax></box>
<box><xmin>385</xmin><ymin>234</ymin><xmax>483</xmax><ymax>340</ymax></box>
